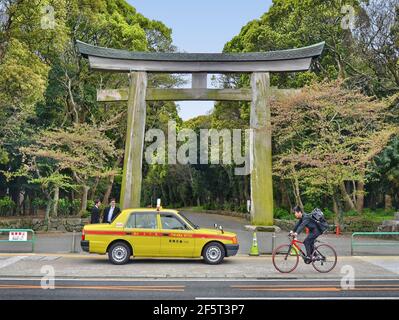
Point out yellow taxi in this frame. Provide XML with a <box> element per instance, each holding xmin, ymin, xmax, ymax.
<box><xmin>81</xmin><ymin>208</ymin><xmax>239</xmax><ymax>265</ymax></box>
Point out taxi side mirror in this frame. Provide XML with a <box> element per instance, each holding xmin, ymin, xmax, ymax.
<box><xmin>219</xmin><ymin>225</ymin><xmax>224</xmax><ymax>234</ymax></box>
<box><xmin>214</xmin><ymin>223</ymin><xmax>218</xmax><ymax>229</ymax></box>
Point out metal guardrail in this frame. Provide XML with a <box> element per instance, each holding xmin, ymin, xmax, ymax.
<box><xmin>0</xmin><ymin>229</ymin><xmax>36</xmax><ymax>252</ymax></box>
<box><xmin>351</xmin><ymin>232</ymin><xmax>399</xmax><ymax>256</ymax></box>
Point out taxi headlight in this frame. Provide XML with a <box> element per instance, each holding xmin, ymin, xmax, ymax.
<box><xmin>232</xmin><ymin>236</ymin><xmax>238</xmax><ymax>244</ymax></box>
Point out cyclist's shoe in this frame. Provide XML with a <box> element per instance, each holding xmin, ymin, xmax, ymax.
<box><xmin>312</xmin><ymin>253</ymin><xmax>324</xmax><ymax>262</ymax></box>
<box><xmin>304</xmin><ymin>256</ymin><xmax>312</xmax><ymax>264</ymax></box>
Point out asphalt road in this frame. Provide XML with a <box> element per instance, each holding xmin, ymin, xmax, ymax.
<box><xmin>0</xmin><ymin>278</ymin><xmax>399</xmax><ymax>300</ymax></box>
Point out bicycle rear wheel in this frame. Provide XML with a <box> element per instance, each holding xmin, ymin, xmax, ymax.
<box><xmin>311</xmin><ymin>244</ymin><xmax>337</xmax><ymax>273</ymax></box>
<box><xmin>272</xmin><ymin>244</ymin><xmax>299</xmax><ymax>273</ymax></box>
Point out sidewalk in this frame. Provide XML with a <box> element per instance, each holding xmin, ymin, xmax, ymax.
<box><xmin>0</xmin><ymin>254</ymin><xmax>398</xmax><ymax>280</ymax></box>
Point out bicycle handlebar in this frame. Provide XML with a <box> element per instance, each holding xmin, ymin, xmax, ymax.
<box><xmin>288</xmin><ymin>233</ymin><xmax>297</xmax><ymax>240</ymax></box>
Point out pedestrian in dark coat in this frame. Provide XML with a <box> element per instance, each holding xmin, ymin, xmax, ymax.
<box><xmin>90</xmin><ymin>199</ymin><xmax>101</xmax><ymax>224</ymax></box>
<box><xmin>102</xmin><ymin>198</ymin><xmax>121</xmax><ymax>223</ymax></box>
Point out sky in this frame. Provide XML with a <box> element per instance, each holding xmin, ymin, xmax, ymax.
<box><xmin>129</xmin><ymin>0</ymin><xmax>273</xmax><ymax>121</ymax></box>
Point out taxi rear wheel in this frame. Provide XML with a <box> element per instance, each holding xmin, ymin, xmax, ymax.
<box><xmin>203</xmin><ymin>242</ymin><xmax>225</xmax><ymax>265</ymax></box>
<box><xmin>108</xmin><ymin>242</ymin><xmax>131</xmax><ymax>265</ymax></box>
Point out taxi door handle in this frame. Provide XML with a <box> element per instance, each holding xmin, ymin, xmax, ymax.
<box><xmin>125</xmin><ymin>232</ymin><xmax>132</xmax><ymax>235</ymax></box>
<box><xmin>162</xmin><ymin>233</ymin><xmax>169</xmax><ymax>237</ymax></box>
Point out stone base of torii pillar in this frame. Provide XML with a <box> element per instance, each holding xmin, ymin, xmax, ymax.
<box><xmin>245</xmin><ymin>225</ymin><xmax>281</xmax><ymax>255</ymax></box>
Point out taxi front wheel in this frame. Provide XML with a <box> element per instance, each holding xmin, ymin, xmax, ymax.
<box><xmin>203</xmin><ymin>242</ymin><xmax>225</xmax><ymax>265</ymax></box>
<box><xmin>108</xmin><ymin>242</ymin><xmax>131</xmax><ymax>265</ymax></box>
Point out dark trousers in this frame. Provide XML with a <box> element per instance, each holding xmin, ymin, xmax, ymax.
<box><xmin>303</xmin><ymin>229</ymin><xmax>321</xmax><ymax>257</ymax></box>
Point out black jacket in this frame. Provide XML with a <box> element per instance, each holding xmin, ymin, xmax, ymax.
<box><xmin>293</xmin><ymin>213</ymin><xmax>321</xmax><ymax>234</ymax></box>
<box><xmin>102</xmin><ymin>206</ymin><xmax>121</xmax><ymax>223</ymax></box>
<box><xmin>90</xmin><ymin>206</ymin><xmax>101</xmax><ymax>224</ymax></box>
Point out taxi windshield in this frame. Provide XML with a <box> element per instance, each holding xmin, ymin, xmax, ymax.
<box><xmin>178</xmin><ymin>212</ymin><xmax>199</xmax><ymax>230</ymax></box>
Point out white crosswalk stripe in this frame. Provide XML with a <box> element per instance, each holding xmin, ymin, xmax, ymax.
<box><xmin>0</xmin><ymin>256</ymin><xmax>27</xmax><ymax>269</ymax></box>
<box><xmin>357</xmin><ymin>257</ymin><xmax>399</xmax><ymax>274</ymax></box>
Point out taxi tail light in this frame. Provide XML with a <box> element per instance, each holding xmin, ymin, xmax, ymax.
<box><xmin>232</xmin><ymin>236</ymin><xmax>238</xmax><ymax>244</ymax></box>
<box><xmin>82</xmin><ymin>230</ymin><xmax>85</xmax><ymax>241</ymax></box>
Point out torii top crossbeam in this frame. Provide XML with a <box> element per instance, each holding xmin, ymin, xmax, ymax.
<box><xmin>76</xmin><ymin>40</ymin><xmax>325</xmax><ymax>73</ymax></box>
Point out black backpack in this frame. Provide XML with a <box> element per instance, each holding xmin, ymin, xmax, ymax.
<box><xmin>310</xmin><ymin>208</ymin><xmax>329</xmax><ymax>233</ymax></box>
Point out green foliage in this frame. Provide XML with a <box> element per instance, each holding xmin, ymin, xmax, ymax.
<box><xmin>0</xmin><ymin>0</ymin><xmax>178</xmax><ymax>218</ymax></box>
<box><xmin>32</xmin><ymin>198</ymin><xmax>47</xmax><ymax>210</ymax></box>
<box><xmin>55</xmin><ymin>198</ymin><xmax>81</xmax><ymax>216</ymax></box>
<box><xmin>86</xmin><ymin>200</ymin><xmax>95</xmax><ymax>211</ymax></box>
<box><xmin>224</xmin><ymin>0</ymin><xmax>360</xmax><ymax>87</ymax></box>
<box><xmin>362</xmin><ymin>208</ymin><xmax>396</xmax><ymax>218</ymax></box>
<box><xmin>0</xmin><ymin>148</ymin><xmax>8</xmax><ymax>165</ymax></box>
<box><xmin>274</xmin><ymin>207</ymin><xmax>293</xmax><ymax>220</ymax></box>
<box><xmin>57</xmin><ymin>199</ymin><xmax>69</xmax><ymax>216</ymax></box>
<box><xmin>81</xmin><ymin>211</ymin><xmax>91</xmax><ymax>219</ymax></box>
<box><xmin>345</xmin><ymin>209</ymin><xmax>360</xmax><ymax>217</ymax></box>
<box><xmin>370</xmin><ymin>136</ymin><xmax>399</xmax><ymax>193</ymax></box>
<box><xmin>71</xmin><ymin>199</ymin><xmax>82</xmax><ymax>214</ymax></box>
<box><xmin>303</xmin><ymin>203</ymin><xmax>315</xmax><ymax>214</ymax></box>
<box><xmin>0</xmin><ymin>196</ymin><xmax>16</xmax><ymax>216</ymax></box>
<box><xmin>322</xmin><ymin>208</ymin><xmax>334</xmax><ymax>220</ymax></box>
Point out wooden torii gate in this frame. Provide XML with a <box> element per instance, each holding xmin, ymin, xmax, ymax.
<box><xmin>77</xmin><ymin>41</ymin><xmax>324</xmax><ymax>226</ymax></box>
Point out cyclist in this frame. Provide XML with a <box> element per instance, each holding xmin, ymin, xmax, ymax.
<box><xmin>289</xmin><ymin>206</ymin><xmax>322</xmax><ymax>264</ymax></box>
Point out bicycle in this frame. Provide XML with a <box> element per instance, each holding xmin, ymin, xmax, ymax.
<box><xmin>272</xmin><ymin>234</ymin><xmax>337</xmax><ymax>273</ymax></box>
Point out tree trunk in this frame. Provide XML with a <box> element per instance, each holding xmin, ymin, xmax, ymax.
<box><xmin>160</xmin><ymin>185</ymin><xmax>167</xmax><ymax>206</ymax></box>
<box><xmin>45</xmin><ymin>197</ymin><xmax>52</xmax><ymax>228</ymax></box>
<box><xmin>102</xmin><ymin>176</ymin><xmax>115</xmax><ymax>207</ymax></box>
<box><xmin>340</xmin><ymin>181</ymin><xmax>356</xmax><ymax>211</ymax></box>
<box><xmin>17</xmin><ymin>190</ymin><xmax>25</xmax><ymax>216</ymax></box>
<box><xmin>332</xmin><ymin>196</ymin><xmax>339</xmax><ymax>222</ymax></box>
<box><xmin>356</xmin><ymin>180</ymin><xmax>365</xmax><ymax>213</ymax></box>
<box><xmin>22</xmin><ymin>194</ymin><xmax>26</xmax><ymax>216</ymax></box>
<box><xmin>336</xmin><ymin>55</ymin><xmax>346</xmax><ymax>79</ymax></box>
<box><xmin>292</xmin><ymin>176</ymin><xmax>304</xmax><ymax>211</ymax></box>
<box><xmin>29</xmin><ymin>195</ymin><xmax>34</xmax><ymax>216</ymax></box>
<box><xmin>80</xmin><ymin>185</ymin><xmax>90</xmax><ymax>216</ymax></box>
<box><xmin>385</xmin><ymin>194</ymin><xmax>393</xmax><ymax>211</ymax></box>
<box><xmin>244</xmin><ymin>175</ymin><xmax>250</xmax><ymax>202</ymax></box>
<box><xmin>102</xmin><ymin>156</ymin><xmax>123</xmax><ymax>206</ymax></box>
<box><xmin>332</xmin><ymin>193</ymin><xmax>343</xmax><ymax>228</ymax></box>
<box><xmin>51</xmin><ymin>186</ymin><xmax>59</xmax><ymax>217</ymax></box>
<box><xmin>352</xmin><ymin>180</ymin><xmax>357</xmax><ymax>204</ymax></box>
<box><xmin>89</xmin><ymin>177</ymin><xmax>100</xmax><ymax>201</ymax></box>
<box><xmin>280</xmin><ymin>180</ymin><xmax>291</xmax><ymax>210</ymax></box>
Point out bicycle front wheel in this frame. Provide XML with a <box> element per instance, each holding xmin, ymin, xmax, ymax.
<box><xmin>272</xmin><ymin>244</ymin><xmax>299</xmax><ymax>273</ymax></box>
<box><xmin>312</xmin><ymin>244</ymin><xmax>337</xmax><ymax>273</ymax></box>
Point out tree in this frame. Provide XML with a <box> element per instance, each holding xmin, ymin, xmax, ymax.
<box><xmin>273</xmin><ymin>80</ymin><xmax>397</xmax><ymax>220</ymax></box>
<box><xmin>0</xmin><ymin>0</ymin><xmax>180</xmax><ymax>216</ymax></box>
<box><xmin>21</xmin><ymin>123</ymin><xmax>116</xmax><ymax>216</ymax></box>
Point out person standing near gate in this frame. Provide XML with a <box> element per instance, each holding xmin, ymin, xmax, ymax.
<box><xmin>102</xmin><ymin>198</ymin><xmax>121</xmax><ymax>223</ymax></box>
<box><xmin>90</xmin><ymin>199</ymin><xmax>101</xmax><ymax>224</ymax></box>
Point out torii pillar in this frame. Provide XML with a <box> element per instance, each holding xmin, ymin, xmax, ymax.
<box><xmin>250</xmin><ymin>72</ymin><xmax>273</xmax><ymax>225</ymax></box>
<box><xmin>119</xmin><ymin>72</ymin><xmax>147</xmax><ymax>209</ymax></box>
